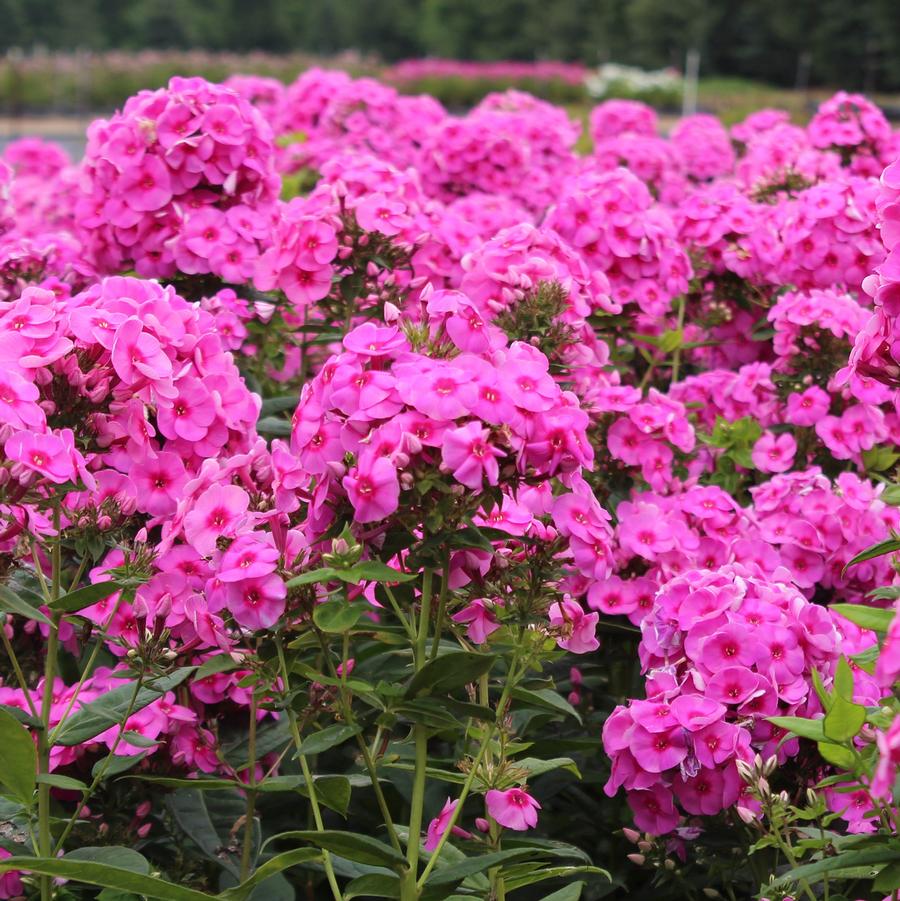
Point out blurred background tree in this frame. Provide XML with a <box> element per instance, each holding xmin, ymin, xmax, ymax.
<box><xmin>0</xmin><ymin>0</ymin><xmax>899</xmax><ymax>90</ymax></box>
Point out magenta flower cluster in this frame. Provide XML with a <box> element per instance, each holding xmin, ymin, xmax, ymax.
<box><xmin>3</xmin><ymin>69</ymin><xmax>900</xmax><ymax>884</ymax></box>
<box><xmin>76</xmin><ymin>76</ymin><xmax>280</xmax><ymax>280</ymax></box>
<box><xmin>603</xmin><ymin>565</ymin><xmax>872</xmax><ymax>833</ymax></box>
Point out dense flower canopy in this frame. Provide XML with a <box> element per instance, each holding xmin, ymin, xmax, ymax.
<box><xmin>1</xmin><ymin>72</ymin><xmax>900</xmax><ymax>901</ymax></box>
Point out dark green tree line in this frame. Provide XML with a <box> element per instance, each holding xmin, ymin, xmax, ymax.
<box><xmin>1</xmin><ymin>0</ymin><xmax>900</xmax><ymax>90</ymax></box>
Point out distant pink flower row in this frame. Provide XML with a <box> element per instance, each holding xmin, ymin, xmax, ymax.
<box><xmin>383</xmin><ymin>58</ymin><xmax>589</xmax><ymax>85</ymax></box>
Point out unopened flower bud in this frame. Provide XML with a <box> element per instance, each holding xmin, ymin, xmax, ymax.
<box><xmin>622</xmin><ymin>828</ymin><xmax>641</xmax><ymax>844</ymax></box>
<box><xmin>626</xmin><ymin>853</ymin><xmax>645</xmax><ymax>866</ymax></box>
<box><xmin>736</xmin><ymin>806</ymin><xmax>756</xmax><ymax>824</ymax></box>
<box><xmin>637</xmin><ymin>841</ymin><xmax>653</xmax><ymax>853</ymax></box>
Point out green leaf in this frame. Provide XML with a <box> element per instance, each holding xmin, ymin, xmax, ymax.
<box><xmin>834</xmin><ymin>656</ymin><xmax>854</xmax><ymax>702</ymax></box>
<box><xmin>831</xmin><ymin>603</ymin><xmax>896</xmax><ymax>634</ymax></box>
<box><xmin>394</xmin><ymin>699</ymin><xmax>466</xmax><ymax>730</ymax></box>
<box><xmin>36</xmin><ymin>773</ymin><xmax>88</xmax><ymax>792</ymax></box>
<box><xmin>881</xmin><ymin>484</ymin><xmax>900</xmax><ymax>506</ymax></box>
<box><xmin>405</xmin><ymin>651</ymin><xmax>496</xmax><ymax>698</ymax></box>
<box><xmin>93</xmin><ymin>752</ymin><xmax>148</xmax><ymax>780</ymax></box>
<box><xmin>874</xmin><ymin>861</ymin><xmax>900</xmax><ymax>892</ymax></box>
<box><xmin>313</xmin><ymin>598</ymin><xmax>367</xmax><ymax>633</ymax></box>
<box><xmin>863</xmin><ymin>445</ymin><xmax>900</xmax><ymax>472</ymax></box>
<box><xmin>286</xmin><ymin>567</ymin><xmax>340</xmax><ymax>587</ymax></box>
<box><xmin>65</xmin><ymin>847</ymin><xmax>150</xmax><ymax>874</ymax></box>
<box><xmin>345</xmin><ymin>874</ymin><xmax>401</xmax><ymax>899</ymax></box>
<box><xmin>768</xmin><ymin>715</ymin><xmax>826</xmax><ymax>742</ymax></box>
<box><xmin>817</xmin><ymin>741</ymin><xmax>856</xmax><ymax>769</ymax></box>
<box><xmin>49</xmin><ymin>580</ymin><xmax>122</xmax><ymax>613</ymax></box>
<box><xmin>131</xmin><ymin>776</ymin><xmax>240</xmax><ymax>791</ymax></box>
<box><xmin>869</xmin><ymin>585</ymin><xmax>900</xmax><ymax>601</ymax></box>
<box><xmin>295</xmin><ymin>724</ymin><xmax>360</xmax><ymax>757</ymax></box>
<box><xmin>440</xmin><ymin>699</ymin><xmax>495</xmax><ymax>722</ymax></box>
<box><xmin>426</xmin><ymin>849</ymin><xmax>539</xmax><ymax>888</ymax></box>
<box><xmin>246</xmin><ymin>873</ymin><xmax>293</xmax><ymax>901</ymax></box>
<box><xmin>168</xmin><ymin>788</ymin><xmax>241</xmax><ymax>877</ymax></box>
<box><xmin>501</xmin><ymin>838</ymin><xmax>594</xmax><ymax>866</ymax></box>
<box><xmin>120</xmin><ymin>730</ymin><xmax>160</xmax><ymax>748</ymax></box>
<box><xmin>54</xmin><ymin>668</ymin><xmax>194</xmax><ymax>746</ymax></box>
<box><xmin>511</xmin><ymin>688</ymin><xmax>582</xmax><ymax>724</ymax></box>
<box><xmin>823</xmin><ymin>696</ymin><xmax>866</xmax><ymax>743</ymax></box>
<box><xmin>851</xmin><ymin>645</ymin><xmax>879</xmax><ymax>675</ymax></box>
<box><xmin>410</xmin><ymin>526</ymin><xmax>495</xmax><ymax>566</ymax></box>
<box><xmin>97</xmin><ymin>890</ymin><xmax>142</xmax><ymax>901</ymax></box>
<box><xmin>0</xmin><ymin>706</ymin><xmax>36</xmax><ymax>806</ymax></box>
<box><xmin>217</xmin><ymin>849</ymin><xmax>321</xmax><ymax>901</ymax></box>
<box><xmin>226</xmin><ymin>717</ymin><xmax>291</xmax><ymax>767</ymax></box>
<box><xmin>0</xmin><ymin>583</ymin><xmax>51</xmax><ymax>625</ymax></box>
<box><xmin>541</xmin><ymin>884</ymin><xmax>586</xmax><ymax>901</ymax></box>
<box><xmin>339</xmin><ymin>561</ymin><xmax>417</xmax><ymax>584</ymax></box>
<box><xmin>767</xmin><ymin>847</ymin><xmax>900</xmax><ymax>888</ymax></box>
<box><xmin>195</xmin><ymin>655</ymin><xmax>240</xmax><ymax>681</ymax></box>
<box><xmin>0</xmin><ymin>857</ymin><xmax>216</xmax><ymax>901</ymax></box>
<box><xmin>271</xmin><ymin>830</ymin><xmax>406</xmax><ymax>870</ymax></box>
<box><xmin>503</xmin><ymin>867</ymin><xmax>606</xmax><ymax>892</ymax></box>
<box><xmin>289</xmin><ymin>561</ymin><xmax>416</xmax><ymax>589</ymax></box>
<box><xmin>0</xmin><ymin>704</ymin><xmax>41</xmax><ymax>728</ymax></box>
<box><xmin>511</xmin><ymin>757</ymin><xmax>581</xmax><ymax>779</ymax></box>
<box><xmin>305</xmin><ymin>775</ymin><xmax>351</xmax><ymax>817</ymax></box>
<box><xmin>257</xmin><ymin>417</ymin><xmax>292</xmax><ymax>437</ymax></box>
<box><xmin>260</xmin><ymin>396</ymin><xmax>299</xmax><ymax>416</ymax></box>
<box><xmin>810</xmin><ymin>667</ymin><xmax>831</xmax><ymax>712</ymax></box>
<box><xmin>658</xmin><ymin>328</ymin><xmax>683</xmax><ymax>353</ymax></box>
<box><xmin>844</xmin><ymin>537</ymin><xmax>900</xmax><ymax>570</ymax></box>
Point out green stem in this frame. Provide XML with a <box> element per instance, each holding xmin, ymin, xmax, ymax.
<box><xmin>416</xmin><ymin>727</ymin><xmax>494</xmax><ymax>888</ymax></box>
<box><xmin>488</xmin><ymin>819</ymin><xmax>505</xmax><ymax>901</ymax></box>
<box><xmin>66</xmin><ymin>555</ymin><xmax>89</xmax><ymax>595</ymax></box>
<box><xmin>37</xmin><ymin>507</ymin><xmax>62</xmax><ymax>901</ymax></box>
<box><xmin>396</xmin><ymin>568</ymin><xmax>437</xmax><ymax>901</ymax></box>
<box><xmin>404</xmin><ymin>569</ymin><xmax>434</xmax><ymax>897</ymax></box>
<box><xmin>239</xmin><ymin>690</ymin><xmax>259</xmax><ymax>882</ymax></box>
<box><xmin>428</xmin><ymin>553</ymin><xmax>450</xmax><ymax>660</ymax></box>
<box><xmin>767</xmin><ymin>801</ymin><xmax>816</xmax><ymax>901</ymax></box>
<box><xmin>0</xmin><ymin>630</ymin><xmax>39</xmax><ymax>718</ymax></box>
<box><xmin>382</xmin><ymin>584</ymin><xmax>415</xmax><ymax>640</ymax></box>
<box><xmin>49</xmin><ymin>593</ymin><xmax>125</xmax><ymax>744</ymax></box>
<box><xmin>275</xmin><ymin>637</ymin><xmax>343</xmax><ymax>901</ymax></box>
<box><xmin>415</xmin><ymin>569</ymin><xmax>432</xmax><ymax>668</ymax></box>
<box><xmin>54</xmin><ymin>672</ymin><xmax>144</xmax><ymax>853</ymax></box>
<box><xmin>670</xmin><ymin>293</ymin><xmax>687</xmax><ymax>383</ymax></box>
<box><xmin>314</xmin><ymin>629</ymin><xmax>402</xmax><ymax>853</ymax></box>
<box><xmin>37</xmin><ymin>614</ymin><xmax>60</xmax><ymax>901</ymax></box>
<box><xmin>403</xmin><ymin>726</ymin><xmax>428</xmax><ymax>899</ymax></box>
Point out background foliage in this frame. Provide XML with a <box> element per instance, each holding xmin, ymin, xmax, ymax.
<box><xmin>3</xmin><ymin>0</ymin><xmax>900</xmax><ymax>91</ymax></box>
